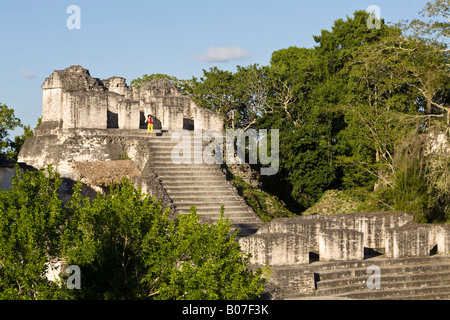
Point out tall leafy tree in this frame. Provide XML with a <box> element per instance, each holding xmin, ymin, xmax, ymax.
<box><xmin>0</xmin><ymin>170</ymin><xmax>269</xmax><ymax>299</ymax></box>
<box><xmin>0</xmin><ymin>103</ymin><xmax>22</xmax><ymax>161</ymax></box>
<box><xmin>0</xmin><ymin>166</ymin><xmax>65</xmax><ymax>299</ymax></box>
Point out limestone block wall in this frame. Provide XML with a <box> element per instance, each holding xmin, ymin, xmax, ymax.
<box><xmin>318</xmin><ymin>229</ymin><xmax>364</xmax><ymax>261</ymax></box>
<box><xmin>256</xmin><ymin>217</ymin><xmax>339</xmax><ymax>254</ymax></box>
<box><xmin>385</xmin><ymin>223</ymin><xmax>450</xmax><ymax>258</ymax></box>
<box><xmin>118</xmin><ymin>100</ymin><xmax>140</xmax><ymax>129</ymax></box>
<box><xmin>240</xmin><ymin>212</ymin><xmax>418</xmax><ymax>266</ymax></box>
<box><xmin>238</xmin><ymin>233</ymin><xmax>309</xmax><ymax>266</ymax></box>
<box><xmin>192</xmin><ymin>100</ymin><xmax>224</xmax><ymax>133</ymax></box>
<box><xmin>42</xmin><ymin>88</ymin><xmax>63</xmax><ymax>122</ymax></box>
<box><xmin>385</xmin><ymin>224</ymin><xmax>430</xmax><ymax>258</ymax></box>
<box><xmin>435</xmin><ymin>225</ymin><xmax>450</xmax><ymax>254</ymax></box>
<box><xmin>41</xmin><ymin>66</ymin><xmax>224</xmax><ymax>133</ymax></box>
<box><xmin>264</xmin><ymin>267</ymin><xmax>315</xmax><ymax>298</ymax></box>
<box><xmin>61</xmin><ymin>92</ymin><xmax>109</xmax><ymax>129</ymax></box>
<box><xmin>18</xmin><ymin>128</ymin><xmax>139</xmax><ymax>180</ymax></box>
<box><xmin>300</xmin><ymin>212</ymin><xmax>412</xmax><ymax>252</ymax></box>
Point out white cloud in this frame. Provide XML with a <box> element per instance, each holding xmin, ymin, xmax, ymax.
<box><xmin>19</xmin><ymin>69</ymin><xmax>37</xmax><ymax>79</ymax></box>
<box><xmin>195</xmin><ymin>46</ymin><xmax>252</xmax><ymax>62</ymax></box>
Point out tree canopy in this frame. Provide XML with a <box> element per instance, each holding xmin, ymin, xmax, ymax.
<box><xmin>130</xmin><ymin>4</ymin><xmax>449</xmax><ymax>221</ymax></box>
<box><xmin>0</xmin><ymin>167</ymin><xmax>269</xmax><ymax>300</ymax></box>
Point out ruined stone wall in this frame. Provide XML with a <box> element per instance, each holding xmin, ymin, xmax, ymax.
<box><xmin>17</xmin><ymin>127</ymin><xmax>174</xmax><ymax>214</ymax></box>
<box><xmin>240</xmin><ymin>212</ymin><xmax>450</xmax><ymax>268</ymax></box>
<box><xmin>385</xmin><ymin>223</ymin><xmax>450</xmax><ymax>258</ymax></box>
<box><xmin>240</xmin><ymin>212</ymin><xmax>416</xmax><ymax>265</ymax></box>
<box><xmin>41</xmin><ymin>65</ymin><xmax>223</xmax><ymax>133</ymax></box>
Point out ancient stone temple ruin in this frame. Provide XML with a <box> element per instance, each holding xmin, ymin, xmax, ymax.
<box><xmin>13</xmin><ymin>65</ymin><xmax>450</xmax><ymax>300</ymax></box>
<box><xmin>240</xmin><ymin>212</ymin><xmax>450</xmax><ymax>299</ymax></box>
<box><xmin>41</xmin><ymin>65</ymin><xmax>222</xmax><ymax>132</ymax></box>
<box><xmin>18</xmin><ymin>65</ymin><xmax>261</xmax><ymax>236</ymax></box>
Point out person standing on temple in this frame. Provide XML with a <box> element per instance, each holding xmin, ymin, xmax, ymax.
<box><xmin>147</xmin><ymin>114</ymin><xmax>154</xmax><ymax>137</ymax></box>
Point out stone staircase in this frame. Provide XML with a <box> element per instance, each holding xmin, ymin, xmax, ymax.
<box><xmin>289</xmin><ymin>255</ymin><xmax>450</xmax><ymax>300</ymax></box>
<box><xmin>144</xmin><ymin>130</ymin><xmax>262</xmax><ymax>237</ymax></box>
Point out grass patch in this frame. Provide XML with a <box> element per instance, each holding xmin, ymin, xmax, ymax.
<box><xmin>230</xmin><ymin>174</ymin><xmax>296</xmax><ymax>223</ymax></box>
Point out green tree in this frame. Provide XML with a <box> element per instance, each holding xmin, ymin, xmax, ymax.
<box><xmin>0</xmin><ymin>166</ymin><xmax>65</xmax><ymax>299</ymax></box>
<box><xmin>343</xmin><ymin>2</ymin><xmax>450</xmax><ymax>219</ymax></box>
<box><xmin>0</xmin><ymin>103</ymin><xmax>22</xmax><ymax>160</ymax></box>
<box><xmin>0</xmin><ymin>169</ymin><xmax>269</xmax><ymax>299</ymax></box>
<box><xmin>61</xmin><ymin>180</ymin><xmax>268</xmax><ymax>299</ymax></box>
<box><xmin>129</xmin><ymin>73</ymin><xmax>193</xmax><ymax>96</ymax></box>
<box><xmin>5</xmin><ymin>125</ymin><xmax>34</xmax><ymax>161</ymax></box>
<box><xmin>256</xmin><ymin>11</ymin><xmax>397</xmax><ymax>212</ymax></box>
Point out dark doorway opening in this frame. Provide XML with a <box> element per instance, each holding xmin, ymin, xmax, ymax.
<box><xmin>430</xmin><ymin>244</ymin><xmax>438</xmax><ymax>256</ymax></box>
<box><xmin>183</xmin><ymin>118</ymin><xmax>194</xmax><ymax>130</ymax></box>
<box><xmin>107</xmin><ymin>110</ymin><xmax>118</xmax><ymax>128</ymax></box>
<box><xmin>309</xmin><ymin>252</ymin><xmax>320</xmax><ymax>263</ymax></box>
<box><xmin>364</xmin><ymin>247</ymin><xmax>383</xmax><ymax>259</ymax></box>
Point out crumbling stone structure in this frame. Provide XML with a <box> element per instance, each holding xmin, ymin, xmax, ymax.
<box><xmin>17</xmin><ymin>66</ymin><xmax>261</xmax><ymax>234</ymax></box>
<box><xmin>41</xmin><ymin>65</ymin><xmax>222</xmax><ymax>132</ymax></box>
<box><xmin>240</xmin><ymin>212</ymin><xmax>450</xmax><ymax>265</ymax></box>
<box><xmin>385</xmin><ymin>223</ymin><xmax>450</xmax><ymax>258</ymax></box>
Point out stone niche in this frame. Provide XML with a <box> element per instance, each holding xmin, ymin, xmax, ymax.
<box><xmin>41</xmin><ymin>65</ymin><xmax>223</xmax><ymax>132</ymax></box>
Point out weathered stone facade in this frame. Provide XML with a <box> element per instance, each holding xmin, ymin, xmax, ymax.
<box><xmin>41</xmin><ymin>65</ymin><xmax>223</xmax><ymax>132</ymax></box>
<box><xmin>18</xmin><ymin>65</ymin><xmax>222</xmax><ymax>214</ymax></box>
<box><xmin>240</xmin><ymin>212</ymin><xmax>450</xmax><ymax>265</ymax></box>
<box><xmin>17</xmin><ymin>66</ymin><xmax>259</xmax><ymax>231</ymax></box>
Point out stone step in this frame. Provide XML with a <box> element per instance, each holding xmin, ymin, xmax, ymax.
<box><xmin>150</xmin><ymin>162</ymin><xmax>222</xmax><ymax>168</ymax></box>
<box><xmin>157</xmin><ymin>171</ymin><xmax>226</xmax><ymax>178</ymax></box>
<box><xmin>152</xmin><ymin>166</ymin><xmax>223</xmax><ymax>172</ymax></box>
<box><xmin>150</xmin><ymin>156</ymin><xmax>219</xmax><ymax>161</ymax></box>
<box><xmin>317</xmin><ymin>270</ymin><xmax>450</xmax><ymax>291</ymax></box>
<box><xmin>166</xmin><ymin>185</ymin><xmax>236</xmax><ymax>192</ymax></box>
<box><xmin>316</xmin><ymin>261</ymin><xmax>450</xmax><ymax>282</ymax></box>
<box><xmin>161</xmin><ymin>179</ymin><xmax>229</xmax><ymax>185</ymax></box>
<box><xmin>316</xmin><ymin>274</ymin><xmax>450</xmax><ymax>296</ymax></box>
<box><xmin>169</xmin><ymin>189</ymin><xmax>237</xmax><ymax>196</ymax></box>
<box><xmin>175</xmin><ymin>204</ymin><xmax>251</xmax><ymax>211</ymax></box>
<box><xmin>301</xmin><ymin>255</ymin><xmax>450</xmax><ymax>273</ymax></box>
<box><xmin>194</xmin><ymin>215</ymin><xmax>261</xmax><ymax>224</ymax></box>
<box><xmin>171</xmin><ymin>195</ymin><xmax>243</xmax><ymax>202</ymax></box>
<box><xmin>147</xmin><ymin>139</ymin><xmax>213</xmax><ymax>145</ymax></box>
<box><xmin>180</xmin><ymin>209</ymin><xmax>257</xmax><ymax>218</ymax></box>
<box><xmin>385</xmin><ymin>291</ymin><xmax>450</xmax><ymax>300</ymax></box>
<box><xmin>173</xmin><ymin>198</ymin><xmax>247</xmax><ymax>205</ymax></box>
<box><xmin>153</xmin><ymin>166</ymin><xmax>223</xmax><ymax>172</ymax></box>
<box><xmin>177</xmin><ymin>209</ymin><xmax>253</xmax><ymax>216</ymax></box>
<box><xmin>160</xmin><ymin>179</ymin><xmax>229</xmax><ymax>185</ymax></box>
<box><xmin>338</xmin><ymin>284</ymin><xmax>450</xmax><ymax>300</ymax></box>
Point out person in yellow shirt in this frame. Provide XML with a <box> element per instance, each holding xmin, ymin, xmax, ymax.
<box><xmin>147</xmin><ymin>114</ymin><xmax>153</xmax><ymax>136</ymax></box>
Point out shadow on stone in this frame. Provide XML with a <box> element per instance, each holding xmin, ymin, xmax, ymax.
<box><xmin>430</xmin><ymin>244</ymin><xmax>438</xmax><ymax>256</ymax></box>
<box><xmin>107</xmin><ymin>110</ymin><xmax>119</xmax><ymax>128</ymax></box>
<box><xmin>309</xmin><ymin>252</ymin><xmax>320</xmax><ymax>263</ymax></box>
<box><xmin>364</xmin><ymin>247</ymin><xmax>383</xmax><ymax>259</ymax></box>
<box><xmin>183</xmin><ymin>118</ymin><xmax>194</xmax><ymax>130</ymax></box>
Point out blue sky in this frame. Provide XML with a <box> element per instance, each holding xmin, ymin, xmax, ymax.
<box><xmin>0</xmin><ymin>0</ymin><xmax>426</xmax><ymax>136</ymax></box>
